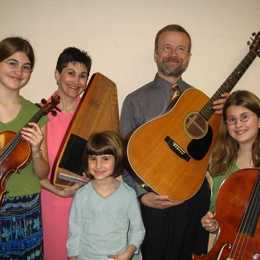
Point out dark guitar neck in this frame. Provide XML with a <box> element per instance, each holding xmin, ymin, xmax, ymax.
<box><xmin>201</xmin><ymin>50</ymin><xmax>257</xmax><ymax>120</ymax></box>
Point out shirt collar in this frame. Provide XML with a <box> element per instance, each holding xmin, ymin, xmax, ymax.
<box><xmin>153</xmin><ymin>73</ymin><xmax>187</xmax><ymax>92</ymax></box>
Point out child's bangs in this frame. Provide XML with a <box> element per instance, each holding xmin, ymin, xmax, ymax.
<box><xmin>87</xmin><ymin>143</ymin><xmax>115</xmax><ymax>156</ymax></box>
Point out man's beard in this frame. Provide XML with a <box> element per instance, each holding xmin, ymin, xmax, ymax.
<box><xmin>157</xmin><ymin>57</ymin><xmax>188</xmax><ymax>78</ymax></box>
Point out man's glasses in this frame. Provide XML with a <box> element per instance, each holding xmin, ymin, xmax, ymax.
<box><xmin>159</xmin><ymin>45</ymin><xmax>189</xmax><ymax>56</ymax></box>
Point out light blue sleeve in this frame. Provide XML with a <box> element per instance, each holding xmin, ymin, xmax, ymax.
<box><xmin>67</xmin><ymin>189</ymin><xmax>83</xmax><ymax>257</ymax></box>
<box><xmin>127</xmin><ymin>190</ymin><xmax>145</xmax><ymax>252</ymax></box>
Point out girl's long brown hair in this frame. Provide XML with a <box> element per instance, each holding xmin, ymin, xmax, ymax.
<box><xmin>209</xmin><ymin>90</ymin><xmax>260</xmax><ymax>176</ymax></box>
<box><xmin>0</xmin><ymin>37</ymin><xmax>35</xmax><ymax>68</ymax></box>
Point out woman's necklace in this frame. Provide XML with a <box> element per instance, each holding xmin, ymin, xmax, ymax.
<box><xmin>60</xmin><ymin>99</ymin><xmax>75</xmax><ymax>112</ymax></box>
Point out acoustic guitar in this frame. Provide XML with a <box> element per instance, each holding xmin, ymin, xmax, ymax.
<box><xmin>127</xmin><ymin>32</ymin><xmax>260</xmax><ymax>203</ymax></box>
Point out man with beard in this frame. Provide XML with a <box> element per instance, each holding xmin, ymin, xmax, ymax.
<box><xmin>120</xmin><ymin>24</ymin><xmax>226</xmax><ymax>260</ymax></box>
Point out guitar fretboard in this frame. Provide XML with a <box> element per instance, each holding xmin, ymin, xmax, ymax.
<box><xmin>201</xmin><ymin>50</ymin><xmax>257</xmax><ymax>120</ymax></box>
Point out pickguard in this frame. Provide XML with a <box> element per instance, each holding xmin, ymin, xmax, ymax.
<box><xmin>187</xmin><ymin>126</ymin><xmax>213</xmax><ymax>160</ymax></box>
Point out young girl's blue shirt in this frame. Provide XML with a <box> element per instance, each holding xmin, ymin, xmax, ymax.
<box><xmin>67</xmin><ymin>181</ymin><xmax>145</xmax><ymax>260</ymax></box>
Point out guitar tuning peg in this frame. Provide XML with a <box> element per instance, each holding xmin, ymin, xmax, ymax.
<box><xmin>247</xmin><ymin>41</ymin><xmax>251</xmax><ymax>46</ymax></box>
<box><xmin>252</xmin><ymin>32</ymin><xmax>256</xmax><ymax>36</ymax></box>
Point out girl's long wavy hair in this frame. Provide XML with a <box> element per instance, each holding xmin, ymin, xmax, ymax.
<box><xmin>209</xmin><ymin>90</ymin><xmax>260</xmax><ymax>176</ymax></box>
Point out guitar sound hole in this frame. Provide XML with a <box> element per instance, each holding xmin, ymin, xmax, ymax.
<box><xmin>184</xmin><ymin>112</ymin><xmax>208</xmax><ymax>139</ymax></box>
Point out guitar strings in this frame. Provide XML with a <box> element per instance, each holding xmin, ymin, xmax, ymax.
<box><xmin>231</xmin><ymin>172</ymin><xmax>260</xmax><ymax>258</ymax></box>
<box><xmin>201</xmin><ymin>50</ymin><xmax>257</xmax><ymax>121</ymax></box>
<box><xmin>229</xmin><ymin>171</ymin><xmax>260</xmax><ymax>258</ymax></box>
<box><xmin>0</xmin><ymin>133</ymin><xmax>23</xmax><ymax>161</ymax></box>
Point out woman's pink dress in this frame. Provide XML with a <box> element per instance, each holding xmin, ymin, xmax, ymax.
<box><xmin>41</xmin><ymin>109</ymin><xmax>75</xmax><ymax>260</ymax></box>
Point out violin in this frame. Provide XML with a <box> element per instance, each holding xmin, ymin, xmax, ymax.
<box><xmin>0</xmin><ymin>96</ymin><xmax>60</xmax><ymax>206</ymax></box>
<box><xmin>194</xmin><ymin>168</ymin><xmax>260</xmax><ymax>260</ymax></box>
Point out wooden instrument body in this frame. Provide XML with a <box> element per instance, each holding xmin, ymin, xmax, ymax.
<box><xmin>0</xmin><ymin>131</ymin><xmax>31</xmax><ymax>204</ymax></box>
<box><xmin>127</xmin><ymin>32</ymin><xmax>260</xmax><ymax>203</ymax></box>
<box><xmin>52</xmin><ymin>73</ymin><xmax>119</xmax><ymax>187</ymax></box>
<box><xmin>128</xmin><ymin>88</ymin><xmax>220</xmax><ymax>202</ymax></box>
<box><xmin>194</xmin><ymin>169</ymin><xmax>260</xmax><ymax>260</ymax></box>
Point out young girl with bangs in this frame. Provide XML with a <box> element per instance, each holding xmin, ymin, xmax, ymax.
<box><xmin>67</xmin><ymin>131</ymin><xmax>145</xmax><ymax>260</ymax></box>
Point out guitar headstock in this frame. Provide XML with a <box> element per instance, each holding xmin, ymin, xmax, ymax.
<box><xmin>248</xmin><ymin>31</ymin><xmax>260</xmax><ymax>57</ymax></box>
<box><xmin>38</xmin><ymin>95</ymin><xmax>60</xmax><ymax>116</ymax></box>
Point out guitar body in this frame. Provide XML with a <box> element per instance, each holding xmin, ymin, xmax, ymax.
<box><xmin>127</xmin><ymin>31</ymin><xmax>260</xmax><ymax>203</ymax></box>
<box><xmin>128</xmin><ymin>88</ymin><xmax>220</xmax><ymax>202</ymax></box>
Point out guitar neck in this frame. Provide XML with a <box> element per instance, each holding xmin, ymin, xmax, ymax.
<box><xmin>201</xmin><ymin>50</ymin><xmax>257</xmax><ymax>120</ymax></box>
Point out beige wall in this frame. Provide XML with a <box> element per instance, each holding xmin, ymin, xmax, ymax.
<box><xmin>1</xmin><ymin>0</ymin><xmax>260</xmax><ymax>111</ymax></box>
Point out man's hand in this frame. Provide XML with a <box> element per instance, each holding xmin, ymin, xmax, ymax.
<box><xmin>140</xmin><ymin>192</ymin><xmax>181</xmax><ymax>209</ymax></box>
<box><xmin>212</xmin><ymin>93</ymin><xmax>229</xmax><ymax>114</ymax></box>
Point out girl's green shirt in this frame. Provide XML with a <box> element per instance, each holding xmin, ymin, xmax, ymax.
<box><xmin>210</xmin><ymin>163</ymin><xmax>239</xmax><ymax>212</ymax></box>
<box><xmin>0</xmin><ymin>97</ymin><xmax>47</xmax><ymax>197</ymax></box>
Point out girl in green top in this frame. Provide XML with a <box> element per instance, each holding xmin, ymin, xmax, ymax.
<box><xmin>0</xmin><ymin>37</ymin><xmax>49</xmax><ymax>259</ymax></box>
<box><xmin>201</xmin><ymin>90</ymin><xmax>260</xmax><ymax>234</ymax></box>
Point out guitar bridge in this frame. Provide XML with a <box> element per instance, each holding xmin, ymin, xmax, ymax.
<box><xmin>165</xmin><ymin>136</ymin><xmax>190</xmax><ymax>161</ymax></box>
